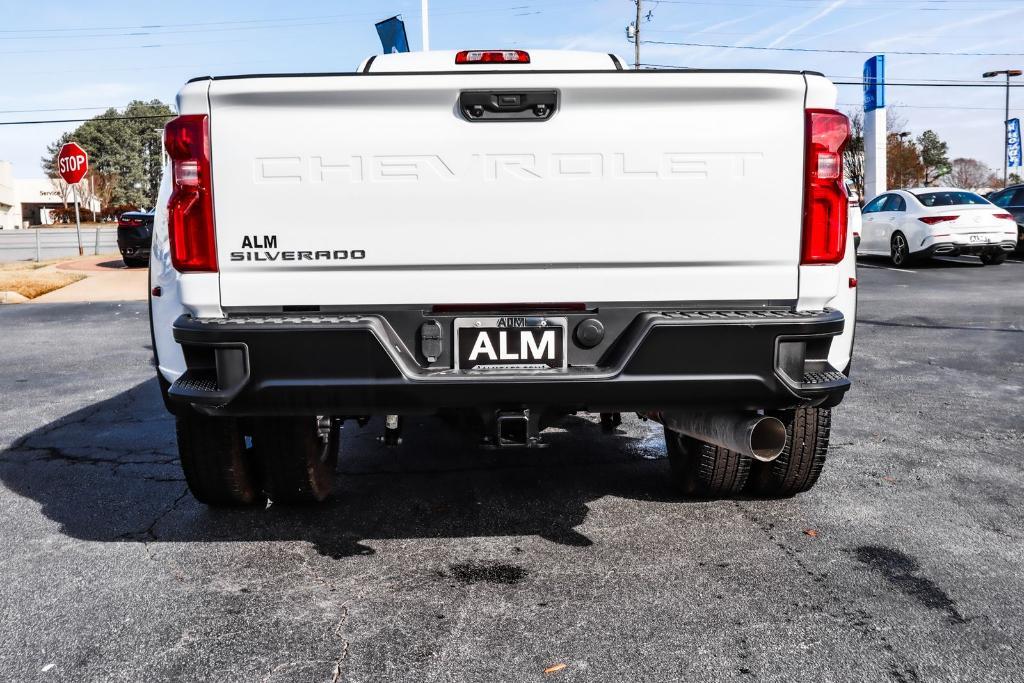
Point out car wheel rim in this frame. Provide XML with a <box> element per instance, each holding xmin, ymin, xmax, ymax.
<box><xmin>893</xmin><ymin>236</ymin><xmax>906</xmax><ymax>264</ymax></box>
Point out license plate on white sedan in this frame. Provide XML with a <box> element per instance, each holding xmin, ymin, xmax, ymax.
<box><xmin>969</xmin><ymin>234</ymin><xmax>991</xmax><ymax>243</ymax></box>
<box><xmin>455</xmin><ymin>317</ymin><xmax>567</xmax><ymax>370</ymax></box>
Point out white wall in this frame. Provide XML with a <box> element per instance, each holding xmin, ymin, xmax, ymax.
<box><xmin>0</xmin><ymin>161</ymin><xmax>18</xmax><ymax>230</ymax></box>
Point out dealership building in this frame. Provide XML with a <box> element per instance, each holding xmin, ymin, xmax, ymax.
<box><xmin>0</xmin><ymin>160</ymin><xmax>101</xmax><ymax>230</ymax></box>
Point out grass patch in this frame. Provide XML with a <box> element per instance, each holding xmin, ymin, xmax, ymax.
<box><xmin>0</xmin><ymin>271</ymin><xmax>85</xmax><ymax>299</ymax></box>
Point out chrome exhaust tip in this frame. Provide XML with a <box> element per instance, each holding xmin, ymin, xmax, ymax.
<box><xmin>654</xmin><ymin>411</ymin><xmax>788</xmax><ymax>462</ymax></box>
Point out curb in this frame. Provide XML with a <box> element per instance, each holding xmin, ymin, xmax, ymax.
<box><xmin>0</xmin><ymin>290</ymin><xmax>29</xmax><ymax>304</ymax></box>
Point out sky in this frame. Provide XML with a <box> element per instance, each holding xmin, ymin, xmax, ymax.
<box><xmin>2</xmin><ymin>0</ymin><xmax>1023</xmax><ymax>179</ymax></box>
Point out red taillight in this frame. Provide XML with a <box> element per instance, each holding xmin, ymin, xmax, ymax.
<box><xmin>164</xmin><ymin>114</ymin><xmax>216</xmax><ymax>272</ymax></box>
<box><xmin>919</xmin><ymin>215</ymin><xmax>958</xmax><ymax>225</ymax></box>
<box><xmin>994</xmin><ymin>212</ymin><xmax>1015</xmax><ymax>220</ymax></box>
<box><xmin>455</xmin><ymin>50</ymin><xmax>530</xmax><ymax>64</ymax></box>
<box><xmin>118</xmin><ymin>218</ymin><xmax>142</xmax><ymax>228</ymax></box>
<box><xmin>802</xmin><ymin>110</ymin><xmax>850</xmax><ymax>265</ymax></box>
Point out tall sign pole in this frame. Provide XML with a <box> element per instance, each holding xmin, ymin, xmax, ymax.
<box><xmin>635</xmin><ymin>0</ymin><xmax>642</xmax><ymax>70</ymax></box>
<box><xmin>863</xmin><ymin>55</ymin><xmax>886</xmax><ymax>201</ymax></box>
<box><xmin>982</xmin><ymin>69</ymin><xmax>1022</xmax><ymax>187</ymax></box>
<box><xmin>421</xmin><ymin>0</ymin><xmax>430</xmax><ymax>51</ymax></box>
<box><xmin>72</xmin><ymin>185</ymin><xmax>83</xmax><ymax>256</ymax></box>
<box><xmin>1005</xmin><ymin>73</ymin><xmax>1011</xmax><ymax>186</ymax></box>
<box><xmin>57</xmin><ymin>142</ymin><xmax>89</xmax><ymax>256</ymax></box>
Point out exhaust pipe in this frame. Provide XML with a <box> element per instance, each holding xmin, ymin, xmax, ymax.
<box><xmin>653</xmin><ymin>411</ymin><xmax>787</xmax><ymax>462</ymax></box>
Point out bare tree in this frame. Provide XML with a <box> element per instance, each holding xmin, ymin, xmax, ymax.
<box><xmin>844</xmin><ymin>110</ymin><xmax>864</xmax><ymax>200</ymax></box>
<box><xmin>48</xmin><ymin>177</ymin><xmax>72</xmax><ymax>207</ymax></box>
<box><xmin>947</xmin><ymin>158</ymin><xmax>990</xmax><ymax>189</ymax></box>
<box><xmin>886</xmin><ymin>107</ymin><xmax>908</xmax><ymax>136</ymax></box>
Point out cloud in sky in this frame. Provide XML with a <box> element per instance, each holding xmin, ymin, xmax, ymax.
<box><xmin>1</xmin><ymin>0</ymin><xmax>1023</xmax><ymax>179</ymax></box>
<box><xmin>765</xmin><ymin>0</ymin><xmax>847</xmax><ymax>49</ymax></box>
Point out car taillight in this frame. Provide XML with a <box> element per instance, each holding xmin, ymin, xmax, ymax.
<box><xmin>118</xmin><ymin>218</ymin><xmax>142</xmax><ymax>228</ymax></box>
<box><xmin>994</xmin><ymin>212</ymin><xmax>1015</xmax><ymax>220</ymax></box>
<box><xmin>918</xmin><ymin>215</ymin><xmax>958</xmax><ymax>225</ymax></box>
<box><xmin>164</xmin><ymin>114</ymin><xmax>216</xmax><ymax>272</ymax></box>
<box><xmin>455</xmin><ymin>50</ymin><xmax>530</xmax><ymax>64</ymax></box>
<box><xmin>802</xmin><ymin>110</ymin><xmax>849</xmax><ymax>265</ymax></box>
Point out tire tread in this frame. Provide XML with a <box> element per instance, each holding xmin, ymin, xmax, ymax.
<box><xmin>255</xmin><ymin>418</ymin><xmax>337</xmax><ymax>505</ymax></box>
<box><xmin>751</xmin><ymin>407</ymin><xmax>830</xmax><ymax>497</ymax></box>
<box><xmin>667</xmin><ymin>430</ymin><xmax>751</xmax><ymax>498</ymax></box>
<box><xmin>176</xmin><ymin>414</ymin><xmax>262</xmax><ymax>506</ymax></box>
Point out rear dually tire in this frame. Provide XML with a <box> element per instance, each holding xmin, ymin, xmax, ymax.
<box><xmin>176</xmin><ymin>413</ymin><xmax>264</xmax><ymax>507</ymax></box>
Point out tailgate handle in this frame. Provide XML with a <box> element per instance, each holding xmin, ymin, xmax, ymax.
<box><xmin>459</xmin><ymin>90</ymin><xmax>557</xmax><ymax>122</ymax></box>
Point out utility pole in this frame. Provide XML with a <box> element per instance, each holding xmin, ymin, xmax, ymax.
<box><xmin>983</xmin><ymin>69</ymin><xmax>1022</xmax><ymax>187</ymax></box>
<box><xmin>421</xmin><ymin>0</ymin><xmax>430</xmax><ymax>51</ymax></box>
<box><xmin>634</xmin><ymin>0</ymin><xmax>642</xmax><ymax>70</ymax></box>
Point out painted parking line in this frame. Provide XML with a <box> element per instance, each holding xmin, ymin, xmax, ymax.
<box><xmin>858</xmin><ymin>263</ymin><xmax>917</xmax><ymax>273</ymax></box>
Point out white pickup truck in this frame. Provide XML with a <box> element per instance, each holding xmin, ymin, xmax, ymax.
<box><xmin>150</xmin><ymin>49</ymin><xmax>856</xmax><ymax>506</ymax></box>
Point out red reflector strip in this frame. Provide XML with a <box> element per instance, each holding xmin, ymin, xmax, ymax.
<box><xmin>918</xmin><ymin>215</ymin><xmax>958</xmax><ymax>225</ymax></box>
<box><xmin>455</xmin><ymin>50</ymin><xmax>530</xmax><ymax>64</ymax></box>
<box><xmin>849</xmin><ymin>277</ymin><xmax>857</xmax><ymax>288</ymax></box>
<box><xmin>432</xmin><ymin>303</ymin><xmax>586</xmax><ymax>313</ymax></box>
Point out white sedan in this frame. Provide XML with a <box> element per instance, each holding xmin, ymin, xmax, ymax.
<box><xmin>858</xmin><ymin>188</ymin><xmax>1017</xmax><ymax>267</ymax></box>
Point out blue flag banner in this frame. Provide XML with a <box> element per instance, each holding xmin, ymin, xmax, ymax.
<box><xmin>375</xmin><ymin>16</ymin><xmax>410</xmax><ymax>54</ymax></box>
<box><xmin>1008</xmin><ymin>118</ymin><xmax>1022</xmax><ymax>169</ymax></box>
<box><xmin>863</xmin><ymin>55</ymin><xmax>885</xmax><ymax>112</ymax></box>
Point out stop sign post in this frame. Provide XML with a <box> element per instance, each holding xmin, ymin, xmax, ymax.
<box><xmin>57</xmin><ymin>142</ymin><xmax>88</xmax><ymax>256</ymax></box>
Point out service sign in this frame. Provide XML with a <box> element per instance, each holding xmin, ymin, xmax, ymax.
<box><xmin>863</xmin><ymin>55</ymin><xmax>885</xmax><ymax>112</ymax></box>
<box><xmin>57</xmin><ymin>142</ymin><xmax>89</xmax><ymax>185</ymax></box>
<box><xmin>1007</xmin><ymin>118</ymin><xmax>1021</xmax><ymax>169</ymax></box>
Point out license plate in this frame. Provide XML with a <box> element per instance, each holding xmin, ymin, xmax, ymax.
<box><xmin>455</xmin><ymin>317</ymin><xmax>567</xmax><ymax>370</ymax></box>
<box><xmin>969</xmin><ymin>234</ymin><xmax>990</xmax><ymax>243</ymax></box>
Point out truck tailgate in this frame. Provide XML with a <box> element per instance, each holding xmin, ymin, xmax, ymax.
<box><xmin>207</xmin><ymin>71</ymin><xmax>811</xmax><ymax>308</ymax></box>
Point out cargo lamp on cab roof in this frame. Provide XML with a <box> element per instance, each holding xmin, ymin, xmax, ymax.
<box><xmin>455</xmin><ymin>50</ymin><xmax>530</xmax><ymax>64</ymax></box>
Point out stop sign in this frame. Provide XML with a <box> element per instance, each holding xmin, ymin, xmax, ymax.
<box><xmin>57</xmin><ymin>142</ymin><xmax>89</xmax><ymax>185</ymax></box>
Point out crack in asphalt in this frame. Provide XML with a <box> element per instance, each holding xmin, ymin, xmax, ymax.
<box><xmin>330</xmin><ymin>604</ymin><xmax>351</xmax><ymax>683</ymax></box>
<box><xmin>115</xmin><ymin>487</ymin><xmax>190</xmax><ymax>565</ymax></box>
<box><xmin>282</xmin><ymin>544</ymin><xmax>358</xmax><ymax>682</ymax></box>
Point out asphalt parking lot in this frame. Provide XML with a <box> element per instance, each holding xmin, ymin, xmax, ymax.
<box><xmin>1</xmin><ymin>256</ymin><xmax>1022</xmax><ymax>682</ymax></box>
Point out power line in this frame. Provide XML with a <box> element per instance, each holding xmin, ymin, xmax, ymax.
<box><xmin>833</xmin><ymin>81</ymin><xmax>1024</xmax><ymax>88</ymax></box>
<box><xmin>0</xmin><ymin>115</ymin><xmax>174</xmax><ymax>127</ymax></box>
<box><xmin>838</xmin><ymin>102</ymin><xmax>1024</xmax><ymax>111</ymax></box>
<box><xmin>0</xmin><ymin>2</ymin><xmax>591</xmax><ymax>37</ymax></box>
<box><xmin>641</xmin><ymin>39</ymin><xmax>1024</xmax><ymax>56</ymax></box>
<box><xmin>637</xmin><ymin>65</ymin><xmax>1024</xmax><ymax>86</ymax></box>
<box><xmin>644</xmin><ymin>0</ymin><xmax>1022</xmax><ymax>10</ymax></box>
<box><xmin>0</xmin><ymin>106</ymin><xmax>120</xmax><ymax>114</ymax></box>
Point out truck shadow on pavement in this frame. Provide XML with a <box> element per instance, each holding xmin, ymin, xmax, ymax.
<box><xmin>0</xmin><ymin>379</ymin><xmax>685</xmax><ymax>558</ymax></box>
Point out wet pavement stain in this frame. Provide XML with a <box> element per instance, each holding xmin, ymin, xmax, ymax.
<box><xmin>854</xmin><ymin>545</ymin><xmax>967</xmax><ymax>624</ymax></box>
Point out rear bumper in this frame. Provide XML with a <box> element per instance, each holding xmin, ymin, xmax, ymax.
<box><xmin>117</xmin><ymin>234</ymin><xmax>151</xmax><ymax>260</ymax></box>
<box><xmin>921</xmin><ymin>240</ymin><xmax>1015</xmax><ymax>257</ymax></box>
<box><xmin>167</xmin><ymin>307</ymin><xmax>851</xmax><ymax>416</ymax></box>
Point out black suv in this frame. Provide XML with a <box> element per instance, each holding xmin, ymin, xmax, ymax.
<box><xmin>116</xmin><ymin>211</ymin><xmax>154</xmax><ymax>267</ymax></box>
<box><xmin>987</xmin><ymin>184</ymin><xmax>1024</xmax><ymax>253</ymax></box>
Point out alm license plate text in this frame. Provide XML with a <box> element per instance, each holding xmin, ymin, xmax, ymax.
<box><xmin>455</xmin><ymin>317</ymin><xmax>566</xmax><ymax>370</ymax></box>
